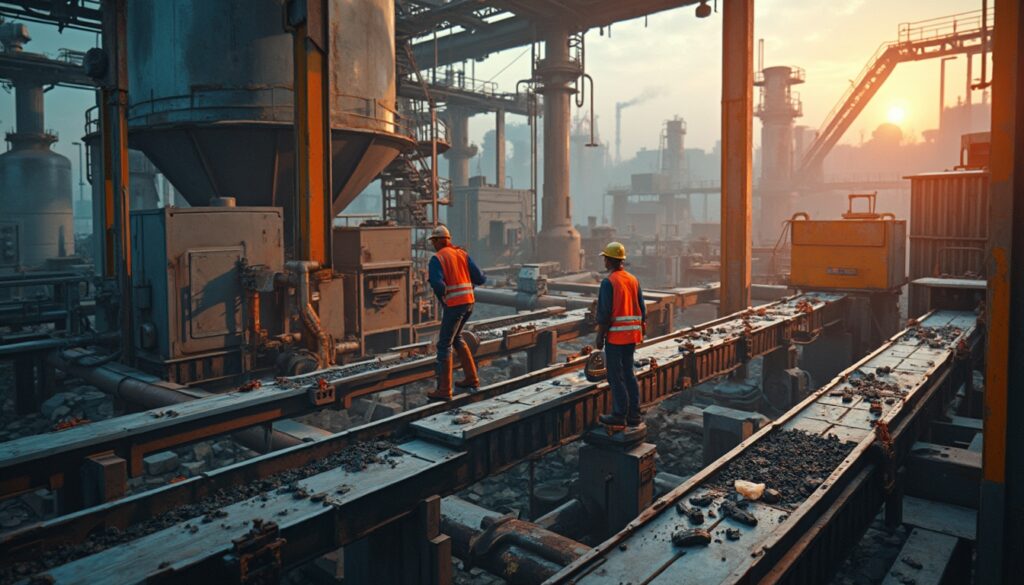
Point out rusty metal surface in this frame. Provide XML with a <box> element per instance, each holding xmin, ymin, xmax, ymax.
<box><xmin>547</xmin><ymin>310</ymin><xmax>979</xmax><ymax>584</ymax></box>
<box><xmin>36</xmin><ymin>441</ymin><xmax>462</xmax><ymax>584</ymax></box>
<box><xmin>906</xmin><ymin>170</ymin><xmax>990</xmax><ymax>317</ymax></box>
<box><xmin>2</xmin><ymin>294</ymin><xmax>840</xmax><ymax>581</ymax></box>
<box><xmin>0</xmin><ymin>308</ymin><xmax>597</xmax><ymax>502</ymax></box>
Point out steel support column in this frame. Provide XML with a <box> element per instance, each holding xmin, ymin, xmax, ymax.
<box><xmin>719</xmin><ymin>0</ymin><xmax>753</xmax><ymax>315</ymax></box>
<box><xmin>978</xmin><ymin>0</ymin><xmax>1023</xmax><ymax>582</ymax></box>
<box><xmin>495</xmin><ymin>108</ymin><xmax>506</xmax><ymax>187</ymax></box>
<box><xmin>444</xmin><ymin>105</ymin><xmax>475</xmax><ymax>189</ymax></box>
<box><xmin>99</xmin><ymin>0</ymin><xmax>132</xmax><ymax>362</ymax></box>
<box><xmin>289</xmin><ymin>0</ymin><xmax>333</xmax><ymax>267</ymax></box>
<box><xmin>536</xmin><ymin>26</ymin><xmax>582</xmax><ymax>273</ymax></box>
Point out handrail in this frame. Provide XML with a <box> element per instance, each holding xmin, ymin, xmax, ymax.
<box><xmin>809</xmin><ymin>6</ymin><xmax>992</xmax><ymax>161</ymax></box>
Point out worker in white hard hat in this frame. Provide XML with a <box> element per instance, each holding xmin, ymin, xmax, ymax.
<box><xmin>426</xmin><ymin>225</ymin><xmax>487</xmax><ymax>401</ymax></box>
<box><xmin>595</xmin><ymin>241</ymin><xmax>646</xmax><ymax>427</ymax></box>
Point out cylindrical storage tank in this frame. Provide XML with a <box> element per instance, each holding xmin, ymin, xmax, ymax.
<box><xmin>126</xmin><ymin>0</ymin><xmax>413</xmax><ymax>214</ymax></box>
<box><xmin>907</xmin><ymin>169</ymin><xmax>989</xmax><ymax>317</ymax></box>
<box><xmin>0</xmin><ymin>80</ymin><xmax>74</xmax><ymax>269</ymax></box>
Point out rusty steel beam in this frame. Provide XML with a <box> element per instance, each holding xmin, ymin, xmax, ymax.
<box><xmin>0</xmin><ymin>309</ymin><xmax>595</xmax><ymax>508</ymax></box>
<box><xmin>289</xmin><ymin>0</ymin><xmax>333</xmax><ymax>267</ymax></box>
<box><xmin>719</xmin><ymin>0</ymin><xmax>753</xmax><ymax>316</ymax></box>
<box><xmin>977</xmin><ymin>0</ymin><xmax>1023</xmax><ymax>582</ymax></box>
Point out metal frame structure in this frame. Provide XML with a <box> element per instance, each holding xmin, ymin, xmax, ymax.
<box><xmin>1</xmin><ymin>293</ymin><xmax>845</xmax><ymax>582</ymax></box>
<box><xmin>550</xmin><ymin>309</ymin><xmax>980</xmax><ymax>583</ymax></box>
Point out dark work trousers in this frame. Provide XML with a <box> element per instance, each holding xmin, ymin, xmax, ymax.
<box><xmin>605</xmin><ymin>342</ymin><xmax>640</xmax><ymax>417</ymax></box>
<box><xmin>436</xmin><ymin>302</ymin><xmax>474</xmax><ymax>364</ymax></box>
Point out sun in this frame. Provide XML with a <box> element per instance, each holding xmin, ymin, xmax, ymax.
<box><xmin>887</xmin><ymin>106</ymin><xmax>906</xmax><ymax>125</ymax></box>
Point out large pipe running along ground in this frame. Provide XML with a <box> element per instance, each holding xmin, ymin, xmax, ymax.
<box><xmin>45</xmin><ymin>349</ymin><xmax>302</xmax><ymax>451</ymax></box>
<box><xmin>441</xmin><ymin>496</ymin><xmax>590</xmax><ymax>584</ymax></box>
<box><xmin>474</xmin><ymin>287</ymin><xmax>593</xmax><ymax>311</ymax></box>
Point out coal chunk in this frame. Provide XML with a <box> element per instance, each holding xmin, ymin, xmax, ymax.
<box><xmin>706</xmin><ymin>430</ymin><xmax>853</xmax><ymax>507</ymax></box>
<box><xmin>720</xmin><ymin>500</ymin><xmax>757</xmax><ymax>526</ymax></box>
<box><xmin>725</xmin><ymin>528</ymin><xmax>741</xmax><ymax>541</ymax></box>
<box><xmin>671</xmin><ymin>528</ymin><xmax>712</xmax><ymax>547</ymax></box>
<box><xmin>689</xmin><ymin>493</ymin><xmax>713</xmax><ymax>507</ymax></box>
<box><xmin>675</xmin><ymin>502</ymin><xmax>704</xmax><ymax>525</ymax></box>
<box><xmin>762</xmin><ymin>488</ymin><xmax>782</xmax><ymax>504</ymax></box>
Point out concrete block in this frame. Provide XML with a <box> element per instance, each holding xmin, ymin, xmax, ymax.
<box><xmin>905</xmin><ymin>442</ymin><xmax>981</xmax><ymax>509</ymax></box>
<box><xmin>40</xmin><ymin>392</ymin><xmax>75</xmax><ymax>419</ymax></box>
<box><xmin>192</xmin><ymin>442</ymin><xmax>213</xmax><ymax>462</ymax></box>
<box><xmin>82</xmin><ymin>452</ymin><xmax>127</xmax><ymax>506</ymax></box>
<box><xmin>143</xmin><ymin>451</ymin><xmax>179</xmax><ymax>476</ymax></box>
<box><xmin>370</xmin><ymin>402</ymin><xmax>403</xmax><ymax>421</ymax></box>
<box><xmin>22</xmin><ymin>489</ymin><xmax>57</xmax><ymax>517</ymax></box>
<box><xmin>578</xmin><ymin>440</ymin><xmax>656</xmax><ymax>539</ymax></box>
<box><xmin>180</xmin><ymin>460</ymin><xmax>208</xmax><ymax>477</ymax></box>
<box><xmin>702</xmin><ymin>405</ymin><xmax>768</xmax><ymax>465</ymax></box>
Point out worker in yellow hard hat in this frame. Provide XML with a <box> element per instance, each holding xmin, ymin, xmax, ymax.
<box><xmin>426</xmin><ymin>225</ymin><xmax>487</xmax><ymax>401</ymax></box>
<box><xmin>595</xmin><ymin>241</ymin><xmax>646</xmax><ymax>427</ymax></box>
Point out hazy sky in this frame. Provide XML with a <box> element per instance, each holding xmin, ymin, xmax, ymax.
<box><xmin>466</xmin><ymin>0</ymin><xmax>988</xmax><ymax>154</ymax></box>
<box><xmin>0</xmin><ymin>0</ymin><xmax>987</xmax><ymax>186</ymax></box>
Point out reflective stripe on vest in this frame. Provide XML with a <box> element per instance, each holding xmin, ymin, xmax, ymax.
<box><xmin>606</xmin><ymin>269</ymin><xmax>643</xmax><ymax>344</ymax></box>
<box><xmin>436</xmin><ymin>246</ymin><xmax>476</xmax><ymax>307</ymax></box>
<box><xmin>609</xmin><ymin>315</ymin><xmax>642</xmax><ymax>332</ymax></box>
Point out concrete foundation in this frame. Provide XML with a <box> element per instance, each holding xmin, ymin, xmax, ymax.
<box><xmin>702</xmin><ymin>404</ymin><xmax>768</xmax><ymax>465</ymax></box>
<box><xmin>578</xmin><ymin>427</ymin><xmax>655</xmax><ymax>539</ymax></box>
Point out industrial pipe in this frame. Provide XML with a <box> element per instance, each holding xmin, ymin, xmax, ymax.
<box><xmin>441</xmin><ymin>496</ymin><xmax>590</xmax><ymax>584</ymax></box>
<box><xmin>46</xmin><ymin>348</ymin><xmax>302</xmax><ymax>451</ymax></box>
<box><xmin>474</xmin><ymin>287</ymin><xmax>593</xmax><ymax>311</ymax></box>
<box><xmin>287</xmin><ymin>260</ymin><xmax>333</xmax><ymax>368</ymax></box>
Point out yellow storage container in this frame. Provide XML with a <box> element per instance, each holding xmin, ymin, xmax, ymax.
<box><xmin>790</xmin><ymin>195</ymin><xmax>907</xmax><ymax>291</ymax></box>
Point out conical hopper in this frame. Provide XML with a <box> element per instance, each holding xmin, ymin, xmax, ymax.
<box><xmin>130</xmin><ymin>122</ymin><xmax>414</xmax><ymax>215</ymax></box>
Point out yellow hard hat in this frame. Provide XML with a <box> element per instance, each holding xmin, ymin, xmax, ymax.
<box><xmin>600</xmin><ymin>241</ymin><xmax>627</xmax><ymax>260</ymax></box>
<box><xmin>428</xmin><ymin>225</ymin><xmax>451</xmax><ymax>240</ymax></box>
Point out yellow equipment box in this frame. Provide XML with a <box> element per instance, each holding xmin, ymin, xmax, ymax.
<box><xmin>790</xmin><ymin>194</ymin><xmax>907</xmax><ymax>290</ymax></box>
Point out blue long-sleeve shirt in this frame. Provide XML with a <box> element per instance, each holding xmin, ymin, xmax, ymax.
<box><xmin>596</xmin><ymin>272</ymin><xmax>646</xmax><ymax>327</ymax></box>
<box><xmin>428</xmin><ymin>248</ymin><xmax>486</xmax><ymax>303</ymax></box>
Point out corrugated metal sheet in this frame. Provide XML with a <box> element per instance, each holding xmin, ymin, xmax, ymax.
<box><xmin>906</xmin><ymin>169</ymin><xmax>989</xmax><ymax>317</ymax></box>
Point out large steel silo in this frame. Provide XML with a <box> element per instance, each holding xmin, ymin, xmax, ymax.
<box><xmin>126</xmin><ymin>0</ymin><xmax>413</xmax><ymax>215</ymax></box>
<box><xmin>0</xmin><ymin>70</ymin><xmax>74</xmax><ymax>268</ymax></box>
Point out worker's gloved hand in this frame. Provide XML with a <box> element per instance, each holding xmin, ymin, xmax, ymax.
<box><xmin>642</xmin><ymin>321</ymin><xmax>647</xmax><ymax>337</ymax></box>
<box><xmin>595</xmin><ymin>335</ymin><xmax>605</xmax><ymax>350</ymax></box>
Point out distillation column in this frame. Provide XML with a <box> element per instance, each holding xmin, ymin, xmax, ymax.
<box><xmin>754</xmin><ymin>65</ymin><xmax>803</xmax><ymax>245</ymax></box>
<box><xmin>536</xmin><ymin>26</ymin><xmax>582</xmax><ymax>272</ymax></box>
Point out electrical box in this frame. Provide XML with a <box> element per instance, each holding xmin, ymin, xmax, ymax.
<box><xmin>131</xmin><ymin>206</ymin><xmax>284</xmax><ymax>384</ymax></box>
<box><xmin>332</xmin><ymin>225</ymin><xmax>414</xmax><ymax>354</ymax></box>
<box><xmin>790</xmin><ymin>194</ymin><xmax>906</xmax><ymax>291</ymax></box>
<box><xmin>579</xmin><ymin>440</ymin><xmax>656</xmax><ymax>539</ymax></box>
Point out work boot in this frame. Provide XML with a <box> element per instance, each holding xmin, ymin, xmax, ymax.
<box><xmin>426</xmin><ymin>357</ymin><xmax>454</xmax><ymax>401</ymax></box>
<box><xmin>626</xmin><ymin>412</ymin><xmax>643</xmax><ymax>427</ymax></box>
<box><xmin>453</xmin><ymin>342</ymin><xmax>480</xmax><ymax>390</ymax></box>
<box><xmin>600</xmin><ymin>413</ymin><xmax>626</xmax><ymax>426</ymax></box>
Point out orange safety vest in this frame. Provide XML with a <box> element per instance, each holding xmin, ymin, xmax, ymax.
<box><xmin>606</xmin><ymin>269</ymin><xmax>643</xmax><ymax>345</ymax></box>
<box><xmin>435</xmin><ymin>246</ymin><xmax>476</xmax><ymax>307</ymax></box>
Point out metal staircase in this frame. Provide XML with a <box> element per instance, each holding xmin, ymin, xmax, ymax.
<box><xmin>384</xmin><ymin>36</ymin><xmax>451</xmax><ymax>328</ymax></box>
<box><xmin>795</xmin><ymin>8</ymin><xmax>994</xmax><ymax>185</ymax></box>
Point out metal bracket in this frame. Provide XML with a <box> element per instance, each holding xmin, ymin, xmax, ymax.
<box><xmin>224</xmin><ymin>519</ymin><xmax>286</xmax><ymax>584</ymax></box>
<box><xmin>308</xmin><ymin>377</ymin><xmax>335</xmax><ymax>406</ymax></box>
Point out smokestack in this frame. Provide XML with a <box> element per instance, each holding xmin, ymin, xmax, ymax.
<box><xmin>614</xmin><ymin>89</ymin><xmax>661</xmax><ymax>165</ymax></box>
